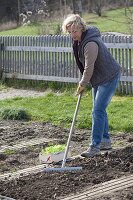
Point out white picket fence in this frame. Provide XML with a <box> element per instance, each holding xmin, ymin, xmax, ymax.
<box><xmin>0</xmin><ymin>34</ymin><xmax>133</xmax><ymax>94</ymax></box>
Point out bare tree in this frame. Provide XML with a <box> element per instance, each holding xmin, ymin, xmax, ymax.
<box><xmin>87</xmin><ymin>0</ymin><xmax>105</xmax><ymax>16</ymax></box>
<box><xmin>19</xmin><ymin>0</ymin><xmax>49</xmax><ymax>25</ymax></box>
<box><xmin>93</xmin><ymin>0</ymin><xmax>105</xmax><ymax>16</ymax></box>
<box><xmin>125</xmin><ymin>0</ymin><xmax>133</xmax><ymax>33</ymax></box>
<box><xmin>87</xmin><ymin>0</ymin><xmax>94</xmax><ymax>13</ymax></box>
<box><xmin>72</xmin><ymin>0</ymin><xmax>82</xmax><ymax>16</ymax></box>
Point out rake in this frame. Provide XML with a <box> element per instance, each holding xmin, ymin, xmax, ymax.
<box><xmin>43</xmin><ymin>93</ymin><xmax>82</xmax><ymax>172</ymax></box>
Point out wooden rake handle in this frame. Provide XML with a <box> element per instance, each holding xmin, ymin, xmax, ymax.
<box><xmin>61</xmin><ymin>93</ymin><xmax>82</xmax><ymax>168</ymax></box>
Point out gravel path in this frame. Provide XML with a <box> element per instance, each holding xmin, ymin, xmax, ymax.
<box><xmin>0</xmin><ymin>88</ymin><xmax>45</xmax><ymax>100</ymax></box>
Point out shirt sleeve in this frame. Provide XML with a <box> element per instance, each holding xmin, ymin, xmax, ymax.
<box><xmin>79</xmin><ymin>41</ymin><xmax>98</xmax><ymax>86</ymax></box>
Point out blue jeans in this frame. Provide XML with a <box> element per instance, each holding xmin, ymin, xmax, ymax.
<box><xmin>91</xmin><ymin>73</ymin><xmax>120</xmax><ymax>148</ymax></box>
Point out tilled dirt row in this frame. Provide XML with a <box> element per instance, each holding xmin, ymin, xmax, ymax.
<box><xmin>0</xmin><ymin>120</ymin><xmax>133</xmax><ymax>200</ymax></box>
<box><xmin>0</xmin><ymin>120</ymin><xmax>90</xmax><ymax>174</ymax></box>
<box><xmin>0</xmin><ymin>146</ymin><xmax>133</xmax><ymax>200</ymax></box>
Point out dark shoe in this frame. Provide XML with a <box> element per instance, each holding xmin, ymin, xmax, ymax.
<box><xmin>81</xmin><ymin>147</ymin><xmax>101</xmax><ymax>158</ymax></box>
<box><xmin>100</xmin><ymin>141</ymin><xmax>112</xmax><ymax>150</ymax></box>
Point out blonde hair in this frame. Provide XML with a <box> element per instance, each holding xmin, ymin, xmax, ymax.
<box><xmin>62</xmin><ymin>14</ymin><xmax>87</xmax><ymax>33</ymax></box>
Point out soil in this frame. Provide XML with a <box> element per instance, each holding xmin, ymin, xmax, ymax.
<box><xmin>0</xmin><ymin>120</ymin><xmax>133</xmax><ymax>200</ymax></box>
<box><xmin>0</xmin><ymin>88</ymin><xmax>133</xmax><ymax>200</ymax></box>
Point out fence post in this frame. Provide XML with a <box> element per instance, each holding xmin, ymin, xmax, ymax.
<box><xmin>0</xmin><ymin>42</ymin><xmax>4</xmax><ymax>79</ymax></box>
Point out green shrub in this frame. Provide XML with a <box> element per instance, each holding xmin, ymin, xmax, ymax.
<box><xmin>0</xmin><ymin>108</ymin><xmax>30</xmax><ymax>120</ymax></box>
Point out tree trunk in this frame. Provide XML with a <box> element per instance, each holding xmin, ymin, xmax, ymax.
<box><xmin>72</xmin><ymin>0</ymin><xmax>82</xmax><ymax>16</ymax></box>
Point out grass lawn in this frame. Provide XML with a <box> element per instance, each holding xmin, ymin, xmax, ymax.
<box><xmin>0</xmin><ymin>91</ymin><xmax>133</xmax><ymax>134</ymax></box>
<box><xmin>83</xmin><ymin>8</ymin><xmax>131</xmax><ymax>34</ymax></box>
<box><xmin>0</xmin><ymin>23</ymin><xmax>40</xmax><ymax>36</ymax></box>
<box><xmin>0</xmin><ymin>21</ymin><xmax>61</xmax><ymax>36</ymax></box>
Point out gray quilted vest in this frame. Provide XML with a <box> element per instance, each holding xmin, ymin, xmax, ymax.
<box><xmin>74</xmin><ymin>26</ymin><xmax>120</xmax><ymax>87</ymax></box>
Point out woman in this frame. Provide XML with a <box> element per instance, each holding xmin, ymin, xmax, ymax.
<box><xmin>62</xmin><ymin>14</ymin><xmax>120</xmax><ymax>157</ymax></box>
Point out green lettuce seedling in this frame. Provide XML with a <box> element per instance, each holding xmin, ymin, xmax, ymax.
<box><xmin>42</xmin><ymin>144</ymin><xmax>66</xmax><ymax>154</ymax></box>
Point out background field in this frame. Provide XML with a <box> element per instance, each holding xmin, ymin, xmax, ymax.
<box><xmin>0</xmin><ymin>7</ymin><xmax>133</xmax><ymax>36</ymax></box>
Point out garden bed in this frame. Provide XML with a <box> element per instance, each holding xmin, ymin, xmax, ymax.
<box><xmin>0</xmin><ymin>120</ymin><xmax>133</xmax><ymax>200</ymax></box>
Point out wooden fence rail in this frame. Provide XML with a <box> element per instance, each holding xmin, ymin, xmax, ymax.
<box><xmin>0</xmin><ymin>34</ymin><xmax>133</xmax><ymax>94</ymax></box>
